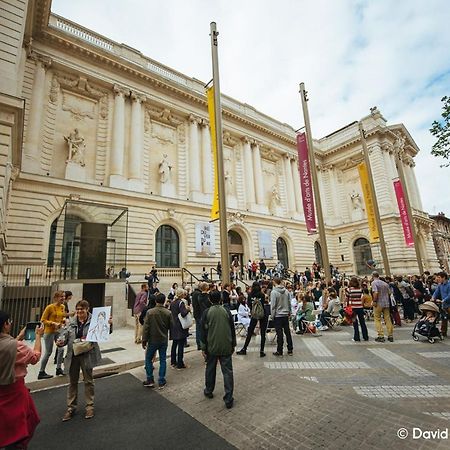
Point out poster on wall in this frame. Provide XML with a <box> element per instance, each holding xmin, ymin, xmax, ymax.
<box><xmin>258</xmin><ymin>230</ymin><xmax>273</xmax><ymax>259</ymax></box>
<box><xmin>195</xmin><ymin>222</ymin><xmax>216</xmax><ymax>254</ymax></box>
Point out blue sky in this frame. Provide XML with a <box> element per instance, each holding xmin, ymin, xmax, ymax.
<box><xmin>52</xmin><ymin>0</ymin><xmax>450</xmax><ymax>214</ymax></box>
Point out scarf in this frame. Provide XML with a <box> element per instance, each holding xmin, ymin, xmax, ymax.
<box><xmin>0</xmin><ymin>334</ymin><xmax>17</xmax><ymax>385</ymax></box>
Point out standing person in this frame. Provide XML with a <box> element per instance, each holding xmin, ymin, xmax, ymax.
<box><xmin>270</xmin><ymin>278</ymin><xmax>293</xmax><ymax>356</ymax></box>
<box><xmin>247</xmin><ymin>259</ymin><xmax>253</xmax><ymax>280</ymax></box>
<box><xmin>216</xmin><ymin>261</ymin><xmax>222</xmax><ymax>279</ymax></box>
<box><xmin>259</xmin><ymin>259</ymin><xmax>266</xmax><ymax>277</ymax></box>
<box><xmin>221</xmin><ymin>283</ymin><xmax>231</xmax><ymax>308</ymax></box>
<box><xmin>58</xmin><ymin>300</ymin><xmax>112</xmax><ymax>421</ymax></box>
<box><xmin>396</xmin><ymin>276</ymin><xmax>415</xmax><ymax>322</ymax></box>
<box><xmin>231</xmin><ymin>256</ymin><xmax>240</xmax><ymax>280</ymax></box>
<box><xmin>38</xmin><ymin>290</ymin><xmax>66</xmax><ymax>379</ymax></box>
<box><xmin>237</xmin><ymin>282</ymin><xmax>269</xmax><ymax>357</ymax></box>
<box><xmin>133</xmin><ymin>284</ymin><xmax>148</xmax><ymax>344</ymax></box>
<box><xmin>305</xmin><ymin>267</ymin><xmax>312</xmax><ymax>283</ymax></box>
<box><xmin>142</xmin><ymin>293</ymin><xmax>173</xmax><ymax>388</ymax></box>
<box><xmin>53</xmin><ymin>290</ymin><xmax>73</xmax><ymax>368</ymax></box>
<box><xmin>251</xmin><ymin>260</ymin><xmax>258</xmax><ymax>280</ymax></box>
<box><xmin>192</xmin><ymin>282</ymin><xmax>211</xmax><ymax>350</ymax></box>
<box><xmin>345</xmin><ymin>277</ymin><xmax>368</xmax><ymax>342</ymax></box>
<box><xmin>0</xmin><ymin>312</ymin><xmax>43</xmax><ymax>450</ymax></box>
<box><xmin>432</xmin><ymin>272</ymin><xmax>450</xmax><ymax>337</ymax></box>
<box><xmin>200</xmin><ymin>290</ymin><xmax>236</xmax><ymax>409</ymax></box>
<box><xmin>372</xmin><ymin>272</ymin><xmax>394</xmax><ymax>342</ymax></box>
<box><xmin>169</xmin><ymin>288</ymin><xmax>191</xmax><ymax>370</ymax></box>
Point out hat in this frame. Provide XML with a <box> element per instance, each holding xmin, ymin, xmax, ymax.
<box><xmin>419</xmin><ymin>301</ymin><xmax>439</xmax><ymax>313</ymax></box>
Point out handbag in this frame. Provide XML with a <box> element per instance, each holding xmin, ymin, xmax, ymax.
<box><xmin>72</xmin><ymin>339</ymin><xmax>94</xmax><ymax>356</ymax></box>
<box><xmin>178</xmin><ymin>312</ymin><xmax>193</xmax><ymax>329</ymax></box>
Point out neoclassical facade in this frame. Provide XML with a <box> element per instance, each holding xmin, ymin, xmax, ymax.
<box><xmin>0</xmin><ymin>0</ymin><xmax>439</xmax><ymax>288</ymax></box>
<box><xmin>430</xmin><ymin>213</ymin><xmax>450</xmax><ymax>272</ymax></box>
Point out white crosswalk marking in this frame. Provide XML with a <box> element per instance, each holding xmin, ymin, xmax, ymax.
<box><xmin>368</xmin><ymin>348</ymin><xmax>435</xmax><ymax>377</ymax></box>
<box><xmin>354</xmin><ymin>385</ymin><xmax>450</xmax><ymax>398</ymax></box>
<box><xmin>422</xmin><ymin>412</ymin><xmax>450</xmax><ymax>420</ymax></box>
<box><xmin>301</xmin><ymin>338</ymin><xmax>334</xmax><ymax>357</ymax></box>
<box><xmin>337</xmin><ymin>340</ymin><xmax>416</xmax><ymax>346</ymax></box>
<box><xmin>264</xmin><ymin>361</ymin><xmax>369</xmax><ymax>369</ymax></box>
<box><xmin>418</xmin><ymin>352</ymin><xmax>450</xmax><ymax>358</ymax></box>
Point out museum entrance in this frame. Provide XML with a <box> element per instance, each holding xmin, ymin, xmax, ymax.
<box><xmin>228</xmin><ymin>230</ymin><xmax>244</xmax><ymax>279</ymax></box>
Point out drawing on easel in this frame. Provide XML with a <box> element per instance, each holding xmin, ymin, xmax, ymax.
<box><xmin>87</xmin><ymin>306</ymin><xmax>111</xmax><ymax>342</ymax></box>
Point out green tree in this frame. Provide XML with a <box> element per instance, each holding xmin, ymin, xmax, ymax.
<box><xmin>430</xmin><ymin>96</ymin><xmax>450</xmax><ymax>167</ymax></box>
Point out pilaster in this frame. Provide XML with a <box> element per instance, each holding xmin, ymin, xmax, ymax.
<box><xmin>128</xmin><ymin>91</ymin><xmax>146</xmax><ymax>192</ymax></box>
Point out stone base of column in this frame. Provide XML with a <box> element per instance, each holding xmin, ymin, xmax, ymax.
<box><xmin>128</xmin><ymin>178</ymin><xmax>145</xmax><ymax>193</ymax></box>
<box><xmin>65</xmin><ymin>161</ymin><xmax>86</xmax><ymax>182</ymax></box>
<box><xmin>109</xmin><ymin>174</ymin><xmax>128</xmax><ymax>189</ymax></box>
<box><xmin>22</xmin><ymin>154</ymin><xmax>43</xmax><ymax>174</ymax></box>
<box><xmin>160</xmin><ymin>182</ymin><xmax>176</xmax><ymax>198</ymax></box>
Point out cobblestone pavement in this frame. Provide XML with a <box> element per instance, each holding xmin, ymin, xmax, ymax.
<box><xmin>130</xmin><ymin>321</ymin><xmax>450</xmax><ymax>449</ymax></box>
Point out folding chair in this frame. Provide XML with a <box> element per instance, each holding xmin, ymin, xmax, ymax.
<box><xmin>231</xmin><ymin>309</ymin><xmax>246</xmax><ymax>337</ymax></box>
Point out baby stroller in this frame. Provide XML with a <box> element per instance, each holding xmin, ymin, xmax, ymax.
<box><xmin>412</xmin><ymin>301</ymin><xmax>443</xmax><ymax>344</ymax></box>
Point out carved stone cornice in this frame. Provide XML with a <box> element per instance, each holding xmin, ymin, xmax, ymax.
<box><xmin>260</xmin><ymin>147</ymin><xmax>280</xmax><ymax>162</ymax></box>
<box><xmin>223</xmin><ymin>131</ymin><xmax>237</xmax><ymax>147</ymax></box>
<box><xmin>146</xmin><ymin>106</ymin><xmax>182</xmax><ymax>127</ymax></box>
<box><xmin>241</xmin><ymin>136</ymin><xmax>252</xmax><ymax>146</ymax></box>
<box><xmin>29</xmin><ymin>51</ymin><xmax>52</xmax><ymax>70</ymax></box>
<box><xmin>130</xmin><ymin>91</ymin><xmax>146</xmax><ymax>103</ymax></box>
<box><xmin>229</xmin><ymin>211</ymin><xmax>246</xmax><ymax>225</ymax></box>
<box><xmin>113</xmin><ymin>84</ymin><xmax>129</xmax><ymax>97</ymax></box>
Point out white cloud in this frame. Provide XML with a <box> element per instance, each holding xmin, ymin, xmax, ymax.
<box><xmin>52</xmin><ymin>0</ymin><xmax>450</xmax><ymax>213</ymax></box>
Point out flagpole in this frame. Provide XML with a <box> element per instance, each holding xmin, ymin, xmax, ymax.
<box><xmin>299</xmin><ymin>83</ymin><xmax>331</xmax><ymax>283</ymax></box>
<box><xmin>358</xmin><ymin>122</ymin><xmax>391</xmax><ymax>277</ymax></box>
<box><xmin>210</xmin><ymin>22</ymin><xmax>229</xmax><ymax>284</ymax></box>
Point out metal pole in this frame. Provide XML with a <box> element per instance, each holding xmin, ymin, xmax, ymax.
<box><xmin>210</xmin><ymin>22</ymin><xmax>229</xmax><ymax>284</ymax></box>
<box><xmin>394</xmin><ymin>149</ymin><xmax>424</xmax><ymax>274</ymax></box>
<box><xmin>299</xmin><ymin>83</ymin><xmax>331</xmax><ymax>283</ymax></box>
<box><xmin>358</xmin><ymin>122</ymin><xmax>391</xmax><ymax>277</ymax></box>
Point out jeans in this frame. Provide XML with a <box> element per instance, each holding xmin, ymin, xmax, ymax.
<box><xmin>145</xmin><ymin>343</ymin><xmax>167</xmax><ymax>384</ymax></box>
<box><xmin>274</xmin><ymin>316</ymin><xmax>293</xmax><ymax>354</ymax></box>
<box><xmin>170</xmin><ymin>339</ymin><xmax>186</xmax><ymax>368</ymax></box>
<box><xmin>67</xmin><ymin>354</ymin><xmax>94</xmax><ymax>411</ymax></box>
<box><xmin>204</xmin><ymin>354</ymin><xmax>234</xmax><ymax>405</ymax></box>
<box><xmin>40</xmin><ymin>332</ymin><xmax>63</xmax><ymax>372</ymax></box>
<box><xmin>241</xmin><ymin>317</ymin><xmax>268</xmax><ymax>351</ymax></box>
<box><xmin>373</xmin><ymin>305</ymin><xmax>394</xmax><ymax>337</ymax></box>
<box><xmin>402</xmin><ymin>297</ymin><xmax>415</xmax><ymax>320</ymax></box>
<box><xmin>352</xmin><ymin>308</ymin><xmax>368</xmax><ymax>341</ymax></box>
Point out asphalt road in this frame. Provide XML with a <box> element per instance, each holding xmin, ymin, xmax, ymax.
<box><xmin>30</xmin><ymin>373</ymin><xmax>235</xmax><ymax>450</ymax></box>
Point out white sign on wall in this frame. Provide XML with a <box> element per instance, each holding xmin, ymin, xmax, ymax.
<box><xmin>195</xmin><ymin>222</ymin><xmax>216</xmax><ymax>254</ymax></box>
<box><xmin>258</xmin><ymin>230</ymin><xmax>273</xmax><ymax>259</ymax></box>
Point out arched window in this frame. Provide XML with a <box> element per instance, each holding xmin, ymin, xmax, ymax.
<box><xmin>314</xmin><ymin>241</ymin><xmax>323</xmax><ymax>267</ymax></box>
<box><xmin>155</xmin><ymin>225</ymin><xmax>179</xmax><ymax>267</ymax></box>
<box><xmin>353</xmin><ymin>238</ymin><xmax>373</xmax><ymax>275</ymax></box>
<box><xmin>276</xmin><ymin>237</ymin><xmax>289</xmax><ymax>269</ymax></box>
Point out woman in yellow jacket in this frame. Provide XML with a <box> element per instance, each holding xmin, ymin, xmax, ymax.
<box><xmin>38</xmin><ymin>290</ymin><xmax>66</xmax><ymax>379</ymax></box>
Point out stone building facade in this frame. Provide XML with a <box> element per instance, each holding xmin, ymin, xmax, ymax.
<box><xmin>430</xmin><ymin>213</ymin><xmax>450</xmax><ymax>273</ymax></box>
<box><xmin>0</xmin><ymin>0</ymin><xmax>439</xmax><ymax>289</ymax></box>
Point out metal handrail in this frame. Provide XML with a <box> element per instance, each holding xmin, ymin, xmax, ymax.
<box><xmin>209</xmin><ymin>267</ymin><xmax>221</xmax><ymax>282</ymax></box>
<box><xmin>181</xmin><ymin>267</ymin><xmax>201</xmax><ymax>287</ymax></box>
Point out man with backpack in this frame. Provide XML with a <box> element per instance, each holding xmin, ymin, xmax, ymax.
<box><xmin>236</xmin><ymin>282</ymin><xmax>269</xmax><ymax>357</ymax></box>
<box><xmin>270</xmin><ymin>277</ymin><xmax>293</xmax><ymax>356</ymax></box>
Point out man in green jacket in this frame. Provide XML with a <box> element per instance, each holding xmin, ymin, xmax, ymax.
<box><xmin>142</xmin><ymin>293</ymin><xmax>173</xmax><ymax>389</ymax></box>
<box><xmin>200</xmin><ymin>290</ymin><xmax>236</xmax><ymax>409</ymax></box>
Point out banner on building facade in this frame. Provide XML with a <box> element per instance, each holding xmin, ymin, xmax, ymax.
<box><xmin>393</xmin><ymin>179</ymin><xmax>414</xmax><ymax>247</ymax></box>
<box><xmin>207</xmin><ymin>86</ymin><xmax>220</xmax><ymax>221</ymax></box>
<box><xmin>258</xmin><ymin>230</ymin><xmax>273</xmax><ymax>259</ymax></box>
<box><xmin>195</xmin><ymin>222</ymin><xmax>216</xmax><ymax>254</ymax></box>
<box><xmin>358</xmin><ymin>162</ymin><xmax>380</xmax><ymax>243</ymax></box>
<box><xmin>296</xmin><ymin>133</ymin><xmax>317</xmax><ymax>233</ymax></box>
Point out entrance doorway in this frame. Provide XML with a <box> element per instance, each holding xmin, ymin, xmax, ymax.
<box><xmin>228</xmin><ymin>230</ymin><xmax>244</xmax><ymax>279</ymax></box>
<box><xmin>276</xmin><ymin>237</ymin><xmax>289</xmax><ymax>269</ymax></box>
<box><xmin>353</xmin><ymin>238</ymin><xmax>373</xmax><ymax>275</ymax></box>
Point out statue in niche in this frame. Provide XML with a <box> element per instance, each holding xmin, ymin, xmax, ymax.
<box><xmin>269</xmin><ymin>185</ymin><xmax>281</xmax><ymax>215</ymax></box>
<box><xmin>350</xmin><ymin>190</ymin><xmax>363</xmax><ymax>210</ymax></box>
<box><xmin>158</xmin><ymin>154</ymin><xmax>172</xmax><ymax>184</ymax></box>
<box><xmin>64</xmin><ymin>128</ymin><xmax>86</xmax><ymax>166</ymax></box>
<box><xmin>224</xmin><ymin>170</ymin><xmax>233</xmax><ymax>193</ymax></box>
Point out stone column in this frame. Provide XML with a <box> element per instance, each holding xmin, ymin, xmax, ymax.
<box><xmin>23</xmin><ymin>55</ymin><xmax>51</xmax><ymax>173</ymax></box>
<box><xmin>128</xmin><ymin>91</ymin><xmax>145</xmax><ymax>191</ymax></box>
<box><xmin>252</xmin><ymin>142</ymin><xmax>265</xmax><ymax>206</ymax></box>
<box><xmin>291</xmin><ymin>157</ymin><xmax>303</xmax><ymax>216</ymax></box>
<box><xmin>284</xmin><ymin>154</ymin><xmax>296</xmax><ymax>214</ymax></box>
<box><xmin>242</xmin><ymin>137</ymin><xmax>255</xmax><ymax>207</ymax></box>
<box><xmin>110</xmin><ymin>84</ymin><xmax>128</xmax><ymax>188</ymax></box>
<box><xmin>409</xmin><ymin>162</ymin><xmax>423</xmax><ymax>210</ymax></box>
<box><xmin>189</xmin><ymin>115</ymin><xmax>201</xmax><ymax>199</ymax></box>
<box><xmin>369</xmin><ymin>143</ymin><xmax>392</xmax><ymax>214</ymax></box>
<box><xmin>201</xmin><ymin>120</ymin><xmax>213</xmax><ymax>194</ymax></box>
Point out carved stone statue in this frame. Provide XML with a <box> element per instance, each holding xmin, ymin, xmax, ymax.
<box><xmin>64</xmin><ymin>128</ymin><xmax>85</xmax><ymax>166</ymax></box>
<box><xmin>158</xmin><ymin>154</ymin><xmax>172</xmax><ymax>184</ymax></box>
<box><xmin>269</xmin><ymin>186</ymin><xmax>281</xmax><ymax>215</ymax></box>
<box><xmin>350</xmin><ymin>190</ymin><xmax>363</xmax><ymax>210</ymax></box>
<box><xmin>224</xmin><ymin>170</ymin><xmax>233</xmax><ymax>193</ymax></box>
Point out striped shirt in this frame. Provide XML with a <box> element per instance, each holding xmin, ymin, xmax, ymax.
<box><xmin>346</xmin><ymin>288</ymin><xmax>363</xmax><ymax>308</ymax></box>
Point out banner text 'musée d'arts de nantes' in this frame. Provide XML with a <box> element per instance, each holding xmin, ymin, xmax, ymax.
<box><xmin>394</xmin><ymin>179</ymin><xmax>414</xmax><ymax>247</ymax></box>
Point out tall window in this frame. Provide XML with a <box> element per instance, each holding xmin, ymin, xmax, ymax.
<box><xmin>314</xmin><ymin>241</ymin><xmax>323</xmax><ymax>267</ymax></box>
<box><xmin>155</xmin><ymin>225</ymin><xmax>179</xmax><ymax>267</ymax></box>
<box><xmin>353</xmin><ymin>238</ymin><xmax>372</xmax><ymax>275</ymax></box>
<box><xmin>276</xmin><ymin>237</ymin><xmax>289</xmax><ymax>268</ymax></box>
<box><xmin>47</xmin><ymin>219</ymin><xmax>58</xmax><ymax>266</ymax></box>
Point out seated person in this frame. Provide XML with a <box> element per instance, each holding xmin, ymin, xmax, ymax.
<box><xmin>319</xmin><ymin>289</ymin><xmax>340</xmax><ymax>326</ymax></box>
<box><xmin>237</xmin><ymin>298</ymin><xmax>251</xmax><ymax>331</ymax></box>
<box><xmin>295</xmin><ymin>293</ymin><xmax>315</xmax><ymax>333</ymax></box>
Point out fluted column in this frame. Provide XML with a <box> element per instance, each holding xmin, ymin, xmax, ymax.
<box><xmin>201</xmin><ymin>120</ymin><xmax>213</xmax><ymax>194</ymax></box>
<box><xmin>189</xmin><ymin>115</ymin><xmax>201</xmax><ymax>197</ymax></box>
<box><xmin>110</xmin><ymin>84</ymin><xmax>128</xmax><ymax>188</ymax></box>
<box><xmin>291</xmin><ymin>157</ymin><xmax>303</xmax><ymax>215</ymax></box>
<box><xmin>23</xmin><ymin>55</ymin><xmax>51</xmax><ymax>173</ymax></box>
<box><xmin>409</xmin><ymin>163</ymin><xmax>423</xmax><ymax>210</ymax></box>
<box><xmin>369</xmin><ymin>143</ymin><xmax>392</xmax><ymax>214</ymax></box>
<box><xmin>284</xmin><ymin>154</ymin><xmax>296</xmax><ymax>214</ymax></box>
<box><xmin>252</xmin><ymin>142</ymin><xmax>265</xmax><ymax>205</ymax></box>
<box><xmin>128</xmin><ymin>91</ymin><xmax>145</xmax><ymax>191</ymax></box>
<box><xmin>242</xmin><ymin>137</ymin><xmax>255</xmax><ymax>207</ymax></box>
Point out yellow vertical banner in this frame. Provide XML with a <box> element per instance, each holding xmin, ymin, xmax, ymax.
<box><xmin>358</xmin><ymin>162</ymin><xmax>380</xmax><ymax>243</ymax></box>
<box><xmin>207</xmin><ymin>86</ymin><xmax>220</xmax><ymax>221</ymax></box>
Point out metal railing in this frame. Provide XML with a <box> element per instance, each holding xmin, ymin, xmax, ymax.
<box><xmin>3</xmin><ymin>263</ymin><xmax>64</xmax><ymax>286</ymax></box>
<box><xmin>181</xmin><ymin>268</ymin><xmax>201</xmax><ymax>288</ymax></box>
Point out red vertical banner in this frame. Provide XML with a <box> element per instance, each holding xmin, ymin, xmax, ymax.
<box><xmin>296</xmin><ymin>133</ymin><xmax>317</xmax><ymax>233</ymax></box>
<box><xmin>393</xmin><ymin>179</ymin><xmax>414</xmax><ymax>247</ymax></box>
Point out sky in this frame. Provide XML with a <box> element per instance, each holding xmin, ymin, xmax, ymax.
<box><xmin>52</xmin><ymin>0</ymin><xmax>450</xmax><ymax>215</ymax></box>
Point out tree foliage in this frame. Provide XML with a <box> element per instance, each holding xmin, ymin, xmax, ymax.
<box><xmin>430</xmin><ymin>96</ymin><xmax>450</xmax><ymax>167</ymax></box>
